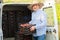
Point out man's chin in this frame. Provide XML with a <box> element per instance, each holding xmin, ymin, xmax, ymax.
<box><xmin>33</xmin><ymin>10</ymin><xmax>37</xmax><ymax>11</ymax></box>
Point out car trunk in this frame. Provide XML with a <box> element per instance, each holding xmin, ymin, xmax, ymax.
<box><xmin>2</xmin><ymin>4</ymin><xmax>32</xmax><ymax>38</ymax></box>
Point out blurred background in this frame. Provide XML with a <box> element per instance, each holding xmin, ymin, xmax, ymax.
<box><xmin>55</xmin><ymin>0</ymin><xmax>60</xmax><ymax>40</ymax></box>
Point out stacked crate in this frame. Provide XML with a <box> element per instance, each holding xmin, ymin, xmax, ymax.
<box><xmin>2</xmin><ymin>11</ymin><xmax>9</xmax><ymax>38</ymax></box>
<box><xmin>8</xmin><ymin>11</ymin><xmax>16</xmax><ymax>37</ymax></box>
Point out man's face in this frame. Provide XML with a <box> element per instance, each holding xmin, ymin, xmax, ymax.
<box><xmin>32</xmin><ymin>4</ymin><xmax>40</xmax><ymax>11</ymax></box>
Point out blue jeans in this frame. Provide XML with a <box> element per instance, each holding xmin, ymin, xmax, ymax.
<box><xmin>33</xmin><ymin>34</ymin><xmax>46</xmax><ymax>40</ymax></box>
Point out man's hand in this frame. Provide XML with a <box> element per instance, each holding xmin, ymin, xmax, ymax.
<box><xmin>20</xmin><ymin>23</ymin><xmax>30</xmax><ymax>27</ymax></box>
<box><xmin>20</xmin><ymin>24</ymin><xmax>25</xmax><ymax>27</ymax></box>
<box><xmin>30</xmin><ymin>26</ymin><xmax>36</xmax><ymax>32</ymax></box>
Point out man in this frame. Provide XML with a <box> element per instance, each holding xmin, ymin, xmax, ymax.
<box><xmin>27</xmin><ymin>2</ymin><xmax>47</xmax><ymax>40</ymax></box>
